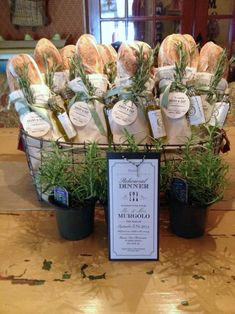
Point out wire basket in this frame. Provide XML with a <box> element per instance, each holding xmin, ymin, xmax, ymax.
<box><xmin>20</xmin><ymin>129</ymin><xmax>224</xmax><ymax>202</ymax></box>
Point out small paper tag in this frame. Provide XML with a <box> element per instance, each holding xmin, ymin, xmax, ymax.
<box><xmin>112</xmin><ymin>100</ymin><xmax>138</xmax><ymax>126</ymax></box>
<box><xmin>170</xmin><ymin>177</ymin><xmax>188</xmax><ymax>204</ymax></box>
<box><xmin>69</xmin><ymin>101</ymin><xmax>92</xmax><ymax>127</ymax></box>
<box><xmin>161</xmin><ymin>92</ymin><xmax>190</xmax><ymax>119</ymax></box>
<box><xmin>148</xmin><ymin>109</ymin><xmax>166</xmax><ymax>138</ymax></box>
<box><xmin>57</xmin><ymin>112</ymin><xmax>77</xmax><ymax>139</ymax></box>
<box><xmin>22</xmin><ymin>112</ymin><xmax>50</xmax><ymax>137</ymax></box>
<box><xmin>188</xmin><ymin>96</ymin><xmax>206</xmax><ymax>125</ymax></box>
<box><xmin>209</xmin><ymin>102</ymin><xmax>230</xmax><ymax>128</ymax></box>
<box><xmin>53</xmin><ymin>186</ymin><xmax>69</xmax><ymax>207</ymax></box>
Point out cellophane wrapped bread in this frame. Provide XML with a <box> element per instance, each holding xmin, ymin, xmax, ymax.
<box><xmin>67</xmin><ymin>34</ymin><xmax>109</xmax><ymax>144</ymax></box>
<box><xmin>105</xmin><ymin>41</ymin><xmax>159</xmax><ymax>144</ymax></box>
<box><xmin>7</xmin><ymin>53</ymin><xmax>54</xmax><ymax>139</ymax></box>
<box><xmin>157</xmin><ymin>34</ymin><xmax>193</xmax><ymax>144</ymax></box>
<box><xmin>7</xmin><ymin>32</ymin><xmax>232</xmax><ymax>147</ymax></box>
<box><xmin>34</xmin><ymin>38</ymin><xmax>69</xmax><ymax>94</ymax></box>
<box><xmin>195</xmin><ymin>41</ymin><xmax>230</xmax><ymax>127</ymax></box>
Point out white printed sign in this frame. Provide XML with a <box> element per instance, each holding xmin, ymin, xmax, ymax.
<box><xmin>107</xmin><ymin>152</ymin><xmax>160</xmax><ymax>260</ymax></box>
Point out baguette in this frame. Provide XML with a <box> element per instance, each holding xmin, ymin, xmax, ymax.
<box><xmin>117</xmin><ymin>41</ymin><xmax>151</xmax><ymax>77</ymax></box>
<box><xmin>198</xmin><ymin>41</ymin><xmax>228</xmax><ymax>78</ymax></box>
<box><xmin>75</xmin><ymin>34</ymin><xmax>103</xmax><ymax>74</ymax></box>
<box><xmin>60</xmin><ymin>45</ymin><xmax>76</xmax><ymax>70</ymax></box>
<box><xmin>183</xmin><ymin>34</ymin><xmax>199</xmax><ymax>68</ymax></box>
<box><xmin>158</xmin><ymin>33</ymin><xmax>191</xmax><ymax>67</ymax></box>
<box><xmin>7</xmin><ymin>54</ymin><xmax>43</xmax><ymax>92</ymax></box>
<box><xmin>97</xmin><ymin>44</ymin><xmax>117</xmax><ymax>66</ymax></box>
<box><xmin>34</xmin><ymin>38</ymin><xmax>63</xmax><ymax>73</ymax></box>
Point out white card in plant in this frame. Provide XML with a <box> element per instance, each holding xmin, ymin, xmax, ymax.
<box><xmin>209</xmin><ymin>102</ymin><xmax>230</xmax><ymax>128</ymax></box>
<box><xmin>162</xmin><ymin>92</ymin><xmax>190</xmax><ymax>119</ymax></box>
<box><xmin>148</xmin><ymin>109</ymin><xmax>166</xmax><ymax>138</ymax></box>
<box><xmin>112</xmin><ymin>100</ymin><xmax>138</xmax><ymax>126</ymax></box>
<box><xmin>54</xmin><ymin>186</ymin><xmax>69</xmax><ymax>207</ymax></box>
<box><xmin>69</xmin><ymin>101</ymin><xmax>92</xmax><ymax>127</ymax></box>
<box><xmin>22</xmin><ymin>112</ymin><xmax>51</xmax><ymax>137</ymax></box>
<box><xmin>188</xmin><ymin>96</ymin><xmax>206</xmax><ymax>125</ymax></box>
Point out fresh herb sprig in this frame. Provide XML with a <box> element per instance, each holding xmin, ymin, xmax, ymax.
<box><xmin>16</xmin><ymin>64</ymin><xmax>35</xmax><ymax>104</ymax></box>
<box><xmin>42</xmin><ymin>53</ymin><xmax>61</xmax><ymax>91</ymax></box>
<box><xmin>174</xmin><ymin>43</ymin><xmax>187</xmax><ymax>84</ymax></box>
<box><xmin>104</xmin><ymin>61</ymin><xmax>117</xmax><ymax>85</ymax></box>
<box><xmin>175</xmin><ymin>128</ymin><xmax>229</xmax><ymax>206</ymax></box>
<box><xmin>69</xmin><ymin>55</ymin><xmax>96</xmax><ymax>96</ymax></box>
<box><xmin>210</xmin><ymin>49</ymin><xmax>227</xmax><ymax>92</ymax></box>
<box><xmin>37</xmin><ymin>142</ymin><xmax>107</xmax><ymax>205</ymax></box>
<box><xmin>130</xmin><ymin>44</ymin><xmax>156</xmax><ymax>96</ymax></box>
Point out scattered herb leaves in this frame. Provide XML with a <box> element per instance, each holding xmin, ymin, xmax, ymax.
<box><xmin>181</xmin><ymin>300</ymin><xmax>189</xmax><ymax>306</ymax></box>
<box><xmin>42</xmin><ymin>259</ymin><xmax>53</xmax><ymax>271</ymax></box>
<box><xmin>62</xmin><ymin>271</ymin><xmax>71</xmax><ymax>280</ymax></box>
<box><xmin>192</xmin><ymin>274</ymin><xmax>205</xmax><ymax>280</ymax></box>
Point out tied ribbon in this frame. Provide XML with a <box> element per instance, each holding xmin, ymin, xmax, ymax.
<box><xmin>9</xmin><ymin>89</ymin><xmax>51</xmax><ymax>124</ymax></box>
<box><xmin>160</xmin><ymin>80</ymin><xmax>219</xmax><ymax>108</ymax></box>
<box><xmin>160</xmin><ymin>81</ymin><xmax>187</xmax><ymax>108</ymax></box>
<box><xmin>69</xmin><ymin>91</ymin><xmax>106</xmax><ymax>136</ymax></box>
<box><xmin>105</xmin><ymin>85</ymin><xmax>153</xmax><ymax>106</ymax></box>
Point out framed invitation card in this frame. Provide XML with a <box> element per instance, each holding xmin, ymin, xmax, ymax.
<box><xmin>107</xmin><ymin>152</ymin><xmax>160</xmax><ymax>260</ymax></box>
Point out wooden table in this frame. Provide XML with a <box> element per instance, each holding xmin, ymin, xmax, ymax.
<box><xmin>0</xmin><ymin>128</ymin><xmax>235</xmax><ymax>314</ymax></box>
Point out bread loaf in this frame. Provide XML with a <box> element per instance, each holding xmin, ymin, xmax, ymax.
<box><xmin>183</xmin><ymin>34</ymin><xmax>199</xmax><ymax>68</ymax></box>
<box><xmin>97</xmin><ymin>44</ymin><xmax>117</xmax><ymax>66</ymax></box>
<box><xmin>75</xmin><ymin>34</ymin><xmax>103</xmax><ymax>74</ymax></box>
<box><xmin>7</xmin><ymin>54</ymin><xmax>42</xmax><ymax>91</ymax></box>
<box><xmin>34</xmin><ymin>38</ymin><xmax>63</xmax><ymax>73</ymax></box>
<box><xmin>117</xmin><ymin>41</ymin><xmax>151</xmax><ymax>77</ymax></box>
<box><xmin>158</xmin><ymin>34</ymin><xmax>191</xmax><ymax>67</ymax></box>
<box><xmin>198</xmin><ymin>41</ymin><xmax>228</xmax><ymax>78</ymax></box>
<box><xmin>60</xmin><ymin>45</ymin><xmax>76</xmax><ymax>70</ymax></box>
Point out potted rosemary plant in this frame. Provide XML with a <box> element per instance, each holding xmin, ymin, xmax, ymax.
<box><xmin>37</xmin><ymin>141</ymin><xmax>106</xmax><ymax>240</ymax></box>
<box><xmin>167</xmin><ymin>126</ymin><xmax>229</xmax><ymax>238</ymax></box>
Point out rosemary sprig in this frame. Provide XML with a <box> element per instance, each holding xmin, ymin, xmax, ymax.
<box><xmin>42</xmin><ymin>53</ymin><xmax>61</xmax><ymax>90</ymax></box>
<box><xmin>174</xmin><ymin>42</ymin><xmax>187</xmax><ymax>83</ymax></box>
<box><xmin>210</xmin><ymin>49</ymin><xmax>227</xmax><ymax>91</ymax></box>
<box><xmin>69</xmin><ymin>55</ymin><xmax>96</xmax><ymax>96</ymax></box>
<box><xmin>104</xmin><ymin>61</ymin><xmax>117</xmax><ymax>85</ymax></box>
<box><xmin>130</xmin><ymin>44</ymin><xmax>156</xmax><ymax>96</ymax></box>
<box><xmin>15</xmin><ymin>64</ymin><xmax>35</xmax><ymax>104</ymax></box>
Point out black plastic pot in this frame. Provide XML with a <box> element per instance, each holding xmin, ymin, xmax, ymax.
<box><xmin>168</xmin><ymin>197</ymin><xmax>208</xmax><ymax>238</ymax></box>
<box><xmin>50</xmin><ymin>197</ymin><xmax>95</xmax><ymax>240</ymax></box>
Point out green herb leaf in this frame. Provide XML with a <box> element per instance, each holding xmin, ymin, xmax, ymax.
<box><xmin>42</xmin><ymin>259</ymin><xmax>53</xmax><ymax>271</ymax></box>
